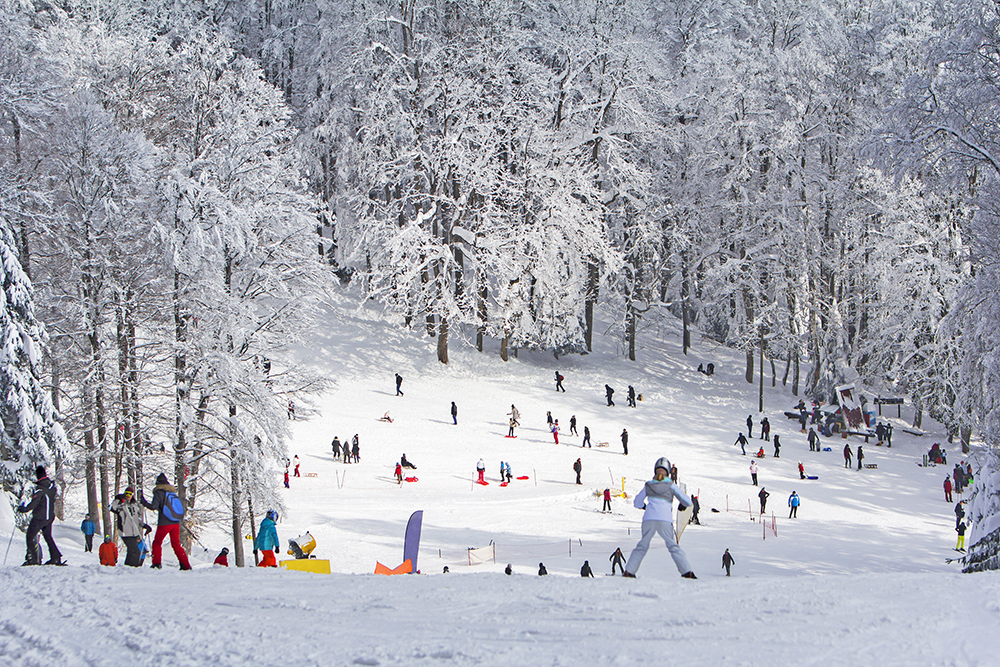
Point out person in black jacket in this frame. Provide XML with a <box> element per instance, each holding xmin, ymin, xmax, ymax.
<box><xmin>605</xmin><ymin>385</ymin><xmax>615</xmax><ymax>406</ymax></box>
<box><xmin>610</xmin><ymin>547</ymin><xmax>626</xmax><ymax>575</ymax></box>
<box><xmin>395</xmin><ymin>373</ymin><xmax>404</xmax><ymax>396</ymax></box>
<box><xmin>722</xmin><ymin>549</ymin><xmax>735</xmax><ymax>576</ymax></box>
<box><xmin>758</xmin><ymin>487</ymin><xmax>770</xmax><ymax>514</ymax></box>
<box><xmin>621</xmin><ymin>429</ymin><xmax>629</xmax><ymax>455</ymax></box>
<box><xmin>18</xmin><ymin>466</ymin><xmax>63</xmax><ymax>566</ymax></box>
<box><xmin>140</xmin><ymin>472</ymin><xmax>191</xmax><ymax>570</ymax></box>
<box><xmin>538</xmin><ymin>562</ymin><xmax>548</xmax><ymax>576</ymax></box>
<box><xmin>627</xmin><ymin>385</ymin><xmax>636</xmax><ymax>408</ymax></box>
<box><xmin>746</xmin><ymin>415</ymin><xmax>754</xmax><ymax>438</ymax></box>
<box><xmin>451</xmin><ymin>401</ymin><xmax>458</xmax><ymax>425</ymax></box>
<box><xmin>581</xmin><ymin>560</ymin><xmax>594</xmax><ymax>577</ymax></box>
<box><xmin>573</xmin><ymin>458</ymin><xmax>583</xmax><ymax>484</ymax></box>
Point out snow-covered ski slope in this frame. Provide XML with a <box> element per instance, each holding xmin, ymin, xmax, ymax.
<box><xmin>2</xmin><ymin>293</ymin><xmax>998</xmax><ymax>667</ymax></box>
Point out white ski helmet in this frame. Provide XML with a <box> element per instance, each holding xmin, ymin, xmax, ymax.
<box><xmin>654</xmin><ymin>457</ymin><xmax>671</xmax><ymax>474</ymax></box>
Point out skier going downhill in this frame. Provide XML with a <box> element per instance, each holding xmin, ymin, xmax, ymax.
<box><xmin>623</xmin><ymin>457</ymin><xmax>697</xmax><ymax>580</ymax></box>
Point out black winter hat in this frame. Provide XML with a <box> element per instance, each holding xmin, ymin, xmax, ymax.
<box><xmin>35</xmin><ymin>465</ymin><xmax>46</xmax><ymax>480</ymax></box>
<box><xmin>156</xmin><ymin>472</ymin><xmax>169</xmax><ymax>485</ymax></box>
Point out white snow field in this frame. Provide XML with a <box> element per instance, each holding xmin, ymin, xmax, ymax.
<box><xmin>2</xmin><ymin>295</ymin><xmax>999</xmax><ymax>666</ymax></box>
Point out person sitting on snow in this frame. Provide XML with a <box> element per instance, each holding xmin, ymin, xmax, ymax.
<box><xmin>401</xmin><ymin>454</ymin><xmax>416</xmax><ymax>469</ymax></box>
<box><xmin>214</xmin><ymin>547</ymin><xmax>229</xmax><ymax>566</ymax></box>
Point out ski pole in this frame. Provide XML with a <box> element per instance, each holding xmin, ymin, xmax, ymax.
<box><xmin>3</xmin><ymin>525</ymin><xmax>15</xmax><ymax>566</ymax></box>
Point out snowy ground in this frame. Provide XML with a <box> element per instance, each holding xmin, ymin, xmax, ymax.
<box><xmin>2</xmin><ymin>295</ymin><xmax>998</xmax><ymax>666</ymax></box>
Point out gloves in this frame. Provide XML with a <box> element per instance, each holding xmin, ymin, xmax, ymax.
<box><xmin>678</xmin><ymin>504</ymin><xmax>689</xmax><ymax>512</ymax></box>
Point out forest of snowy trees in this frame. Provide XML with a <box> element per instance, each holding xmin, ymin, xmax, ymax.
<box><xmin>3</xmin><ymin>0</ymin><xmax>1000</xmax><ymax>557</ymax></box>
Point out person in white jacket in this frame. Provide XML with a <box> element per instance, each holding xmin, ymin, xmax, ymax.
<box><xmin>623</xmin><ymin>457</ymin><xmax>697</xmax><ymax>579</ymax></box>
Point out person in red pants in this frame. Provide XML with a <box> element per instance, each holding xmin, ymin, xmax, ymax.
<box><xmin>255</xmin><ymin>509</ymin><xmax>280</xmax><ymax>567</ymax></box>
<box><xmin>140</xmin><ymin>472</ymin><xmax>192</xmax><ymax>570</ymax></box>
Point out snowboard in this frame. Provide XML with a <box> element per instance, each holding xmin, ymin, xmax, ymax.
<box><xmin>405</xmin><ymin>477</ymin><xmax>418</xmax><ymax>482</ymax></box>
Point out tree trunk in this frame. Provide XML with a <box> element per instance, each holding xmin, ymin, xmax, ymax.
<box><xmin>782</xmin><ymin>355</ymin><xmax>790</xmax><ymax>387</ymax></box>
<box><xmin>500</xmin><ymin>335</ymin><xmax>508</xmax><ymax>362</ymax></box>
<box><xmin>771</xmin><ymin>358</ymin><xmax>776</xmax><ymax>387</ymax></box>
<box><xmin>681</xmin><ymin>259</ymin><xmax>691</xmax><ymax>355</ymax></box>
<box><xmin>247</xmin><ymin>496</ymin><xmax>258</xmax><ymax>566</ymax></box>
<box><xmin>960</xmin><ymin>426</ymin><xmax>971</xmax><ymax>454</ymax></box>
<box><xmin>584</xmin><ymin>260</ymin><xmax>599</xmax><ymax>352</ymax></box>
<box><xmin>627</xmin><ymin>303</ymin><xmax>636</xmax><ymax>362</ymax></box>
<box><xmin>96</xmin><ymin>384</ymin><xmax>111</xmax><ymax>543</ymax></box>
<box><xmin>476</xmin><ymin>272</ymin><xmax>487</xmax><ymax>353</ymax></box>
<box><xmin>50</xmin><ymin>357</ymin><xmax>65</xmax><ymax>520</ymax></box>
<box><xmin>758</xmin><ymin>336</ymin><xmax>764</xmax><ymax>413</ymax></box>
<box><xmin>792</xmin><ymin>348</ymin><xmax>800</xmax><ymax>397</ymax></box>
<box><xmin>83</xmin><ymin>385</ymin><xmax>101</xmax><ymax>537</ymax></box>
<box><xmin>912</xmin><ymin>398</ymin><xmax>923</xmax><ymax>429</ymax></box>
<box><xmin>229</xmin><ymin>404</ymin><xmax>245</xmax><ymax>567</ymax></box>
<box><xmin>437</xmin><ymin>315</ymin><xmax>449</xmax><ymax>364</ymax></box>
<box><xmin>745</xmin><ymin>350</ymin><xmax>754</xmax><ymax>384</ymax></box>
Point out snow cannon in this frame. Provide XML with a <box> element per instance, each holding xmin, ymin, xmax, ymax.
<box><xmin>287</xmin><ymin>532</ymin><xmax>316</xmax><ymax>559</ymax></box>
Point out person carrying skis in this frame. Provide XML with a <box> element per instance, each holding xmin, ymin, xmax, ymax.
<box><xmin>395</xmin><ymin>372</ymin><xmax>404</xmax><ymax>396</ymax></box>
<box><xmin>140</xmin><ymin>473</ymin><xmax>192</xmax><ymax>570</ymax></box>
<box><xmin>112</xmin><ymin>486</ymin><xmax>148</xmax><ymax>567</ymax></box>
<box><xmin>603</xmin><ymin>488</ymin><xmax>612</xmax><ymax>512</ymax></box>
<box><xmin>623</xmin><ymin>457</ymin><xmax>697</xmax><ymax>580</ymax></box>
<box><xmin>583</xmin><ymin>426</ymin><xmax>592</xmax><ymax>448</ymax></box>
<box><xmin>761</xmin><ymin>417</ymin><xmax>770</xmax><ymax>441</ymax></box>
<box><xmin>808</xmin><ymin>427</ymin><xmax>819</xmax><ymax>452</ymax></box>
<box><xmin>477</xmin><ymin>459</ymin><xmax>486</xmax><ymax>483</ymax></box>
<box><xmin>722</xmin><ymin>549</ymin><xmax>735</xmax><ymax>577</ymax></box>
<box><xmin>621</xmin><ymin>429</ymin><xmax>629</xmax><ymax>455</ymax></box>
<box><xmin>451</xmin><ymin>401</ymin><xmax>458</xmax><ymax>425</ymax></box>
<box><xmin>570</xmin><ymin>415</ymin><xmax>578</xmax><ymax>436</ymax></box>
<box><xmin>80</xmin><ymin>514</ymin><xmax>96</xmax><ymax>553</ymax></box>
<box><xmin>99</xmin><ymin>535</ymin><xmax>118</xmax><ymax>567</ymax></box>
<box><xmin>758</xmin><ymin>487</ymin><xmax>770</xmax><ymax>514</ymax></box>
<box><xmin>734</xmin><ymin>432</ymin><xmax>748</xmax><ymax>455</ymax></box>
<box><xmin>773</xmin><ymin>434</ymin><xmax>781</xmax><ymax>458</ymax></box>
<box><xmin>610</xmin><ymin>547</ymin><xmax>626</xmax><ymax>575</ymax></box>
<box><xmin>627</xmin><ymin>385</ymin><xmax>637</xmax><ymax>408</ymax></box>
<box><xmin>255</xmin><ymin>509</ymin><xmax>280</xmax><ymax>567</ymax></box>
<box><xmin>214</xmin><ymin>547</ymin><xmax>230</xmax><ymax>566</ymax></box>
<box><xmin>746</xmin><ymin>415</ymin><xmax>754</xmax><ymax>438</ymax></box>
<box><xmin>605</xmin><ymin>384</ymin><xmax>615</xmax><ymax>406</ymax></box>
<box><xmin>555</xmin><ymin>371</ymin><xmax>565</xmax><ymax>392</ymax></box>
<box><xmin>18</xmin><ymin>466</ymin><xmax>64</xmax><ymax>566</ymax></box>
<box><xmin>788</xmin><ymin>491</ymin><xmax>801</xmax><ymax>518</ymax></box>
<box><xmin>856</xmin><ymin>445</ymin><xmax>864</xmax><ymax>470</ymax></box>
<box><xmin>944</xmin><ymin>476</ymin><xmax>953</xmax><ymax>502</ymax></box>
<box><xmin>581</xmin><ymin>560</ymin><xmax>594</xmax><ymax>577</ymax></box>
<box><xmin>844</xmin><ymin>444</ymin><xmax>853</xmax><ymax>468</ymax></box>
<box><xmin>573</xmin><ymin>458</ymin><xmax>582</xmax><ymax>485</ymax></box>
<box><xmin>749</xmin><ymin>460</ymin><xmax>759</xmax><ymax>486</ymax></box>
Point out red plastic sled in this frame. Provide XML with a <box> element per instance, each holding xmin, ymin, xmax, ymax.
<box><xmin>505</xmin><ymin>435</ymin><xmax>518</xmax><ymax>438</ymax></box>
<box><xmin>516</xmin><ymin>476</ymin><xmax>529</xmax><ymax>480</ymax></box>
<box><xmin>405</xmin><ymin>477</ymin><xmax>418</xmax><ymax>482</ymax></box>
<box><xmin>500</xmin><ymin>482</ymin><xmax>509</xmax><ymax>487</ymax></box>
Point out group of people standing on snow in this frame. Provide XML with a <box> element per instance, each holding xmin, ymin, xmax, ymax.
<box><xmin>330</xmin><ymin>434</ymin><xmax>360</xmax><ymax>463</ymax></box>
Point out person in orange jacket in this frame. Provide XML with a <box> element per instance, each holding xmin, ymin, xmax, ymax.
<box><xmin>99</xmin><ymin>536</ymin><xmax>118</xmax><ymax>566</ymax></box>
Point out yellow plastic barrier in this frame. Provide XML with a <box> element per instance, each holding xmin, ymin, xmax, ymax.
<box><xmin>279</xmin><ymin>559</ymin><xmax>331</xmax><ymax>574</ymax></box>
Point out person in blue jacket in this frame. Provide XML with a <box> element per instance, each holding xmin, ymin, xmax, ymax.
<box><xmin>788</xmin><ymin>491</ymin><xmax>801</xmax><ymax>518</ymax></box>
<box><xmin>255</xmin><ymin>509</ymin><xmax>280</xmax><ymax>567</ymax></box>
<box><xmin>623</xmin><ymin>457</ymin><xmax>697</xmax><ymax>579</ymax></box>
<box><xmin>80</xmin><ymin>513</ymin><xmax>96</xmax><ymax>553</ymax></box>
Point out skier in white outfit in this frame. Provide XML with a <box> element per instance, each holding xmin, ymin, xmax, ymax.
<box><xmin>623</xmin><ymin>457</ymin><xmax>697</xmax><ymax>579</ymax></box>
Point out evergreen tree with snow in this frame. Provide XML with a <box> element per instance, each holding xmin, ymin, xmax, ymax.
<box><xmin>0</xmin><ymin>216</ymin><xmax>68</xmax><ymax>510</ymax></box>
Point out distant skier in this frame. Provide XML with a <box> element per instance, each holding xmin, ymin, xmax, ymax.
<box><xmin>17</xmin><ymin>466</ymin><xmax>63</xmax><ymax>566</ymax></box>
<box><xmin>761</xmin><ymin>417</ymin><xmax>770</xmax><ymax>441</ymax></box>
<box><xmin>80</xmin><ymin>514</ymin><xmax>96</xmax><ymax>553</ymax></box>
<box><xmin>773</xmin><ymin>434</ymin><xmax>781</xmax><ymax>458</ymax></box>
<box><xmin>808</xmin><ymin>427</ymin><xmax>819</xmax><ymax>452</ymax></box>
<box><xmin>627</xmin><ymin>385</ymin><xmax>636</xmax><ymax>408</ymax></box>
<box><xmin>735</xmin><ymin>432</ymin><xmax>748</xmax><ymax>455</ymax></box>
<box><xmin>856</xmin><ymin>445</ymin><xmax>864</xmax><ymax>471</ymax></box>
<box><xmin>749</xmin><ymin>460</ymin><xmax>758</xmax><ymax>486</ymax></box>
<box><xmin>477</xmin><ymin>459</ymin><xmax>486</xmax><ymax>483</ymax></box>
<box><xmin>352</xmin><ymin>434</ymin><xmax>360</xmax><ymax>463</ymax></box>
<box><xmin>570</xmin><ymin>415</ymin><xmax>578</xmax><ymax>436</ymax></box>
<box><xmin>746</xmin><ymin>415</ymin><xmax>754</xmax><ymax>438</ymax></box>
<box><xmin>538</xmin><ymin>563</ymin><xmax>548</xmax><ymax>576</ymax></box>
<box><xmin>555</xmin><ymin>371</ymin><xmax>566</xmax><ymax>392</ymax></box>
<box><xmin>395</xmin><ymin>373</ymin><xmax>404</xmax><ymax>396</ymax></box>
<box><xmin>574</xmin><ymin>458</ymin><xmax>582</xmax><ymax>485</ymax></box>
<box><xmin>944</xmin><ymin>476</ymin><xmax>953</xmax><ymax>502</ymax></box>
<box><xmin>798</xmin><ymin>461</ymin><xmax>805</xmax><ymax>480</ymax></box>
<box><xmin>722</xmin><ymin>549</ymin><xmax>735</xmax><ymax>577</ymax></box>
<box><xmin>401</xmin><ymin>454</ymin><xmax>416</xmax><ymax>469</ymax></box>
<box><xmin>788</xmin><ymin>491</ymin><xmax>800</xmax><ymax>518</ymax></box>
<box><xmin>610</xmin><ymin>547</ymin><xmax>626</xmax><ymax>575</ymax></box>
<box><xmin>451</xmin><ymin>401</ymin><xmax>458</xmax><ymax>425</ymax></box>
<box><xmin>581</xmin><ymin>560</ymin><xmax>594</xmax><ymax>577</ymax></box>
<box><xmin>844</xmin><ymin>444</ymin><xmax>853</xmax><ymax>468</ymax></box>
<box><xmin>623</xmin><ymin>457</ymin><xmax>697</xmax><ymax>580</ymax></box>
<box><xmin>214</xmin><ymin>547</ymin><xmax>229</xmax><ymax>567</ymax></box>
<box><xmin>582</xmin><ymin>426</ymin><xmax>592</xmax><ymax>448</ymax></box>
<box><xmin>621</xmin><ymin>429</ymin><xmax>629</xmax><ymax>456</ymax></box>
<box><xmin>758</xmin><ymin>487</ymin><xmax>769</xmax><ymax>514</ymax></box>
<box><xmin>605</xmin><ymin>384</ymin><xmax>615</xmax><ymax>407</ymax></box>
<box><xmin>552</xmin><ymin>420</ymin><xmax>560</xmax><ymax>444</ymax></box>
<box><xmin>255</xmin><ymin>509</ymin><xmax>280</xmax><ymax>567</ymax></box>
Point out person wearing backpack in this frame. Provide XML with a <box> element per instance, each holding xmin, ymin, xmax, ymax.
<box><xmin>255</xmin><ymin>509</ymin><xmax>280</xmax><ymax>567</ymax></box>
<box><xmin>140</xmin><ymin>472</ymin><xmax>192</xmax><ymax>570</ymax></box>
